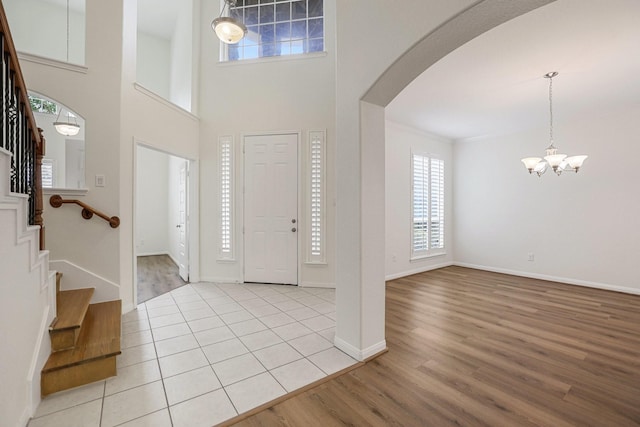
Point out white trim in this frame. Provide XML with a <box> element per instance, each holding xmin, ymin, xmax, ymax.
<box><xmin>299</xmin><ymin>281</ymin><xmax>335</xmax><ymax>289</ymax></box>
<box><xmin>453</xmin><ymin>262</ymin><xmax>640</xmax><ymax>296</ymax></box>
<box><xmin>216</xmin><ymin>259</ymin><xmax>237</xmax><ymax>264</ymax></box>
<box><xmin>42</xmin><ymin>188</ymin><xmax>89</xmax><ymax>197</ymax></box>
<box><xmin>410</xmin><ymin>252</ymin><xmax>446</xmax><ymax>262</ymax></box>
<box><xmin>137</xmin><ymin>251</ymin><xmax>170</xmax><ymax>257</ymax></box>
<box><xmin>18</xmin><ymin>52</ymin><xmax>88</xmax><ymax>73</ymax></box>
<box><xmin>26</xmin><ymin>293</ymin><xmax>54</xmax><ymax>422</ymax></box>
<box><xmin>303</xmin><ymin>261</ymin><xmax>328</xmax><ymax>266</ymax></box>
<box><xmin>334</xmin><ymin>336</ymin><xmax>387</xmax><ymax>362</ymax></box>
<box><xmin>219</xmin><ymin>51</ymin><xmax>327</xmax><ymax>67</ymax></box>
<box><xmin>199</xmin><ymin>276</ymin><xmax>243</xmax><ymax>284</ymax></box>
<box><xmin>50</xmin><ymin>260</ymin><xmax>120</xmax><ymax>302</ymax></box>
<box><xmin>385</xmin><ymin>261</ymin><xmax>454</xmax><ymax>281</ymax></box>
<box><xmin>133</xmin><ymin>83</ymin><xmax>199</xmax><ymax>121</ymax></box>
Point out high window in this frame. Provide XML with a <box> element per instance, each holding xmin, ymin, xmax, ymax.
<box><xmin>224</xmin><ymin>0</ymin><xmax>324</xmax><ymax>61</ymax></box>
<box><xmin>411</xmin><ymin>153</ymin><xmax>445</xmax><ymax>258</ymax></box>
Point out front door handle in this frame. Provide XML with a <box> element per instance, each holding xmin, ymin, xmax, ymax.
<box><xmin>291</xmin><ymin>227</ymin><xmax>297</xmax><ymax>232</ymax></box>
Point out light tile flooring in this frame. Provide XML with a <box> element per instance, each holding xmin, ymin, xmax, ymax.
<box><xmin>29</xmin><ymin>282</ymin><xmax>357</xmax><ymax>427</ymax></box>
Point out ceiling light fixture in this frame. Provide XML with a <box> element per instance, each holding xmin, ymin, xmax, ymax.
<box><xmin>54</xmin><ymin>109</ymin><xmax>80</xmax><ymax>136</ymax></box>
<box><xmin>212</xmin><ymin>0</ymin><xmax>247</xmax><ymax>45</ymax></box>
<box><xmin>521</xmin><ymin>72</ymin><xmax>587</xmax><ymax>176</ymax></box>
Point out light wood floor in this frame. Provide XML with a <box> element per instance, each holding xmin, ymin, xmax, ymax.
<box><xmin>136</xmin><ymin>255</ymin><xmax>187</xmax><ymax>303</ymax></box>
<box><xmin>234</xmin><ymin>266</ymin><xmax>640</xmax><ymax>426</ymax></box>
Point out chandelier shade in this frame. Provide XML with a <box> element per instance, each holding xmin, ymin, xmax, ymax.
<box><xmin>521</xmin><ymin>72</ymin><xmax>587</xmax><ymax>176</ymax></box>
<box><xmin>54</xmin><ymin>110</ymin><xmax>80</xmax><ymax>137</ymax></box>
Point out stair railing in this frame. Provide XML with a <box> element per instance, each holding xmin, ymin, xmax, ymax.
<box><xmin>1</xmin><ymin>2</ymin><xmax>45</xmax><ymax>249</ymax></box>
<box><xmin>49</xmin><ymin>195</ymin><xmax>120</xmax><ymax>228</ymax></box>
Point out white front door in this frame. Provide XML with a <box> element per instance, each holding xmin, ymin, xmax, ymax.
<box><xmin>244</xmin><ymin>134</ymin><xmax>298</xmax><ymax>285</ymax></box>
<box><xmin>177</xmin><ymin>161</ymin><xmax>189</xmax><ymax>281</ymax></box>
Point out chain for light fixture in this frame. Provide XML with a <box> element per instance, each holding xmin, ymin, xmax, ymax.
<box><xmin>521</xmin><ymin>72</ymin><xmax>588</xmax><ymax>176</ymax></box>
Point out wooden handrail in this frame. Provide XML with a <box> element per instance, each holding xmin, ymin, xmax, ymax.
<box><xmin>1</xmin><ymin>2</ymin><xmax>45</xmax><ymax>249</ymax></box>
<box><xmin>50</xmin><ymin>195</ymin><xmax>120</xmax><ymax>228</ymax></box>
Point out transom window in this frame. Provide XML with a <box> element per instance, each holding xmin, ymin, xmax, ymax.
<box><xmin>224</xmin><ymin>0</ymin><xmax>324</xmax><ymax>61</ymax></box>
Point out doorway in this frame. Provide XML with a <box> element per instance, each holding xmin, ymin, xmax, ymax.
<box><xmin>244</xmin><ymin>133</ymin><xmax>299</xmax><ymax>285</ymax></box>
<box><xmin>135</xmin><ymin>144</ymin><xmax>193</xmax><ymax>303</ymax></box>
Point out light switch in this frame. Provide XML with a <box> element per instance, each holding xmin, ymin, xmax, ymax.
<box><xmin>95</xmin><ymin>175</ymin><xmax>105</xmax><ymax>187</ymax></box>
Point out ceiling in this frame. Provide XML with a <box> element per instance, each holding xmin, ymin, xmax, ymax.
<box><xmin>385</xmin><ymin>0</ymin><xmax>640</xmax><ymax>141</ymax></box>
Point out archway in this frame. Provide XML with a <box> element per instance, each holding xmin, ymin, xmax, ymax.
<box><xmin>335</xmin><ymin>0</ymin><xmax>555</xmax><ymax>360</ymax></box>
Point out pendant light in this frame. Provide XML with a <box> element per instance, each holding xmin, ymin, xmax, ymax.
<box><xmin>521</xmin><ymin>72</ymin><xmax>587</xmax><ymax>176</ymax></box>
<box><xmin>212</xmin><ymin>0</ymin><xmax>247</xmax><ymax>44</ymax></box>
<box><xmin>53</xmin><ymin>110</ymin><xmax>80</xmax><ymax>136</ymax></box>
<box><xmin>53</xmin><ymin>0</ymin><xmax>81</xmax><ymax>137</ymax></box>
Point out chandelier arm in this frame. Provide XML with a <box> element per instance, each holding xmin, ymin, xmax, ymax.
<box><xmin>549</xmin><ymin>73</ymin><xmax>553</xmax><ymax>144</ymax></box>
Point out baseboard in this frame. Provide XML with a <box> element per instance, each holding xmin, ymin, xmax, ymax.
<box><xmin>199</xmin><ymin>276</ymin><xmax>242</xmax><ymax>284</ymax></box>
<box><xmin>453</xmin><ymin>262</ymin><xmax>640</xmax><ymax>296</ymax></box>
<box><xmin>136</xmin><ymin>251</ymin><xmax>169</xmax><ymax>257</ymax></box>
<box><xmin>50</xmin><ymin>260</ymin><xmax>120</xmax><ymax>302</ymax></box>
<box><xmin>334</xmin><ymin>336</ymin><xmax>387</xmax><ymax>362</ymax></box>
<box><xmin>298</xmin><ymin>281</ymin><xmax>335</xmax><ymax>289</ymax></box>
<box><xmin>385</xmin><ymin>261</ymin><xmax>454</xmax><ymax>281</ymax></box>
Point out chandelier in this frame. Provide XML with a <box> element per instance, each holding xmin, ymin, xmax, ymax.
<box><xmin>54</xmin><ymin>109</ymin><xmax>80</xmax><ymax>137</ymax></box>
<box><xmin>521</xmin><ymin>72</ymin><xmax>587</xmax><ymax>176</ymax></box>
<box><xmin>212</xmin><ymin>0</ymin><xmax>247</xmax><ymax>44</ymax></box>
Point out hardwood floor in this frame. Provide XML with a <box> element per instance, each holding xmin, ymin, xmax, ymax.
<box><xmin>136</xmin><ymin>255</ymin><xmax>187</xmax><ymax>303</ymax></box>
<box><xmin>233</xmin><ymin>266</ymin><xmax>640</xmax><ymax>426</ymax></box>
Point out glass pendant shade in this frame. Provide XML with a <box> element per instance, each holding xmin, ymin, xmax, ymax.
<box><xmin>544</xmin><ymin>153</ymin><xmax>567</xmax><ymax>168</ymax></box>
<box><xmin>54</xmin><ymin>111</ymin><xmax>80</xmax><ymax>136</ymax></box>
<box><xmin>54</xmin><ymin>122</ymin><xmax>80</xmax><ymax>136</ymax></box>
<box><xmin>565</xmin><ymin>155</ymin><xmax>588</xmax><ymax>170</ymax></box>
<box><xmin>212</xmin><ymin>17</ymin><xmax>247</xmax><ymax>44</ymax></box>
<box><xmin>521</xmin><ymin>157</ymin><xmax>542</xmax><ymax>172</ymax></box>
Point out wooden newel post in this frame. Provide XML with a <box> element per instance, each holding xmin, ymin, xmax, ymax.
<box><xmin>35</xmin><ymin>127</ymin><xmax>45</xmax><ymax>250</ymax></box>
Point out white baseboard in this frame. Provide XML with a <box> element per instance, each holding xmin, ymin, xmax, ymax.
<box><xmin>136</xmin><ymin>251</ymin><xmax>169</xmax><ymax>257</ymax></box>
<box><xmin>198</xmin><ymin>276</ymin><xmax>242</xmax><ymax>284</ymax></box>
<box><xmin>334</xmin><ymin>336</ymin><xmax>387</xmax><ymax>362</ymax></box>
<box><xmin>50</xmin><ymin>260</ymin><xmax>120</xmax><ymax>302</ymax></box>
<box><xmin>385</xmin><ymin>261</ymin><xmax>454</xmax><ymax>281</ymax></box>
<box><xmin>454</xmin><ymin>262</ymin><xmax>640</xmax><ymax>296</ymax></box>
<box><xmin>299</xmin><ymin>281</ymin><xmax>335</xmax><ymax>289</ymax></box>
<box><xmin>26</xmin><ymin>299</ymin><xmax>53</xmax><ymax>424</ymax></box>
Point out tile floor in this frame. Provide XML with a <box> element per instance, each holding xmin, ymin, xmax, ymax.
<box><xmin>29</xmin><ymin>282</ymin><xmax>357</xmax><ymax>427</ymax></box>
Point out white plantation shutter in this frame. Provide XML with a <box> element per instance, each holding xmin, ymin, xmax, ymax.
<box><xmin>41</xmin><ymin>159</ymin><xmax>54</xmax><ymax>188</ymax></box>
<box><xmin>219</xmin><ymin>136</ymin><xmax>234</xmax><ymax>259</ymax></box>
<box><xmin>307</xmin><ymin>130</ymin><xmax>325</xmax><ymax>263</ymax></box>
<box><xmin>411</xmin><ymin>153</ymin><xmax>445</xmax><ymax>258</ymax></box>
<box><xmin>430</xmin><ymin>158</ymin><xmax>444</xmax><ymax>250</ymax></box>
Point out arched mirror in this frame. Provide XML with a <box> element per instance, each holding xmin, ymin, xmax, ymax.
<box><xmin>28</xmin><ymin>92</ymin><xmax>86</xmax><ymax>190</ymax></box>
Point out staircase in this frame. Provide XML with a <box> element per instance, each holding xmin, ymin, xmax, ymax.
<box><xmin>41</xmin><ymin>274</ymin><xmax>122</xmax><ymax>396</ymax></box>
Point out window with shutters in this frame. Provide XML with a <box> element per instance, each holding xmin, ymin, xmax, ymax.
<box><xmin>41</xmin><ymin>159</ymin><xmax>55</xmax><ymax>188</ymax></box>
<box><xmin>306</xmin><ymin>130</ymin><xmax>325</xmax><ymax>263</ymax></box>
<box><xmin>219</xmin><ymin>136</ymin><xmax>234</xmax><ymax>259</ymax></box>
<box><xmin>411</xmin><ymin>152</ymin><xmax>445</xmax><ymax>259</ymax></box>
<box><xmin>223</xmin><ymin>0</ymin><xmax>324</xmax><ymax>62</ymax></box>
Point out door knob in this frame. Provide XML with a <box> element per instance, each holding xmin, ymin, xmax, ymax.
<box><xmin>176</xmin><ymin>224</ymin><xmax>181</xmax><ymax>228</ymax></box>
<box><xmin>291</xmin><ymin>219</ymin><xmax>296</xmax><ymax>224</ymax></box>
<box><xmin>291</xmin><ymin>227</ymin><xmax>297</xmax><ymax>232</ymax></box>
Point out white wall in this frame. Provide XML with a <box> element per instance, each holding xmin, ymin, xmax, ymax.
<box><xmin>136</xmin><ymin>146</ymin><xmax>169</xmax><ymax>255</ymax></box>
<box><xmin>385</xmin><ymin>120</ymin><xmax>454</xmax><ymax>280</ymax></box>
<box><xmin>136</xmin><ymin>32</ymin><xmax>171</xmax><ymax>99</ymax></box>
<box><xmin>454</xmin><ymin>106</ymin><xmax>640</xmax><ymax>294</ymax></box>
<box><xmin>4</xmin><ymin>0</ymin><xmax>85</xmax><ymax>64</ymax></box>
<box><xmin>169</xmin><ymin>1</ymin><xmax>194</xmax><ymax>111</ymax></box>
<box><xmin>197</xmin><ymin>0</ymin><xmax>337</xmax><ymax>287</ymax></box>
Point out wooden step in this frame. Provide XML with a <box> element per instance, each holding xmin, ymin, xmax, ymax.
<box><xmin>41</xmin><ymin>300</ymin><xmax>122</xmax><ymax>396</ymax></box>
<box><xmin>49</xmin><ymin>288</ymin><xmax>95</xmax><ymax>351</ymax></box>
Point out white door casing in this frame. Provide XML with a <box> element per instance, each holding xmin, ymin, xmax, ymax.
<box><xmin>244</xmin><ymin>133</ymin><xmax>298</xmax><ymax>285</ymax></box>
<box><xmin>177</xmin><ymin>161</ymin><xmax>189</xmax><ymax>281</ymax></box>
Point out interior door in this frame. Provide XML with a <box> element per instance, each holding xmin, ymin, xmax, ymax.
<box><xmin>244</xmin><ymin>134</ymin><xmax>298</xmax><ymax>284</ymax></box>
<box><xmin>177</xmin><ymin>161</ymin><xmax>189</xmax><ymax>281</ymax></box>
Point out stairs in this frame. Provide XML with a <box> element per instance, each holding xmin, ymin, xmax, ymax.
<box><xmin>41</xmin><ymin>276</ymin><xmax>122</xmax><ymax>396</ymax></box>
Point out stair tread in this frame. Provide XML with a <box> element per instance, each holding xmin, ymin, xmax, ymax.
<box><xmin>53</xmin><ymin>288</ymin><xmax>95</xmax><ymax>331</ymax></box>
<box><xmin>43</xmin><ymin>300</ymin><xmax>122</xmax><ymax>372</ymax></box>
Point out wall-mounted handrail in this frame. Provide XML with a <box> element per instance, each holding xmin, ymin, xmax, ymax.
<box><xmin>50</xmin><ymin>195</ymin><xmax>120</xmax><ymax>228</ymax></box>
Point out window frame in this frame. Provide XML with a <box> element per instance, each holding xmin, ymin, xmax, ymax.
<box><xmin>306</xmin><ymin>130</ymin><xmax>326</xmax><ymax>264</ymax></box>
<box><xmin>410</xmin><ymin>151</ymin><xmax>445</xmax><ymax>260</ymax></box>
<box><xmin>218</xmin><ymin>135</ymin><xmax>235</xmax><ymax>261</ymax></box>
<box><xmin>220</xmin><ymin>0</ymin><xmax>325</xmax><ymax>63</ymax></box>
